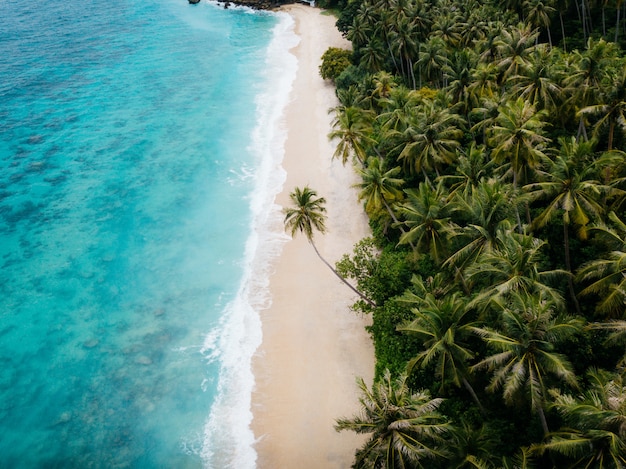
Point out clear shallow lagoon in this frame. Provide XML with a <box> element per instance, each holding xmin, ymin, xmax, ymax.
<box><xmin>0</xmin><ymin>0</ymin><xmax>296</xmax><ymax>466</ymax></box>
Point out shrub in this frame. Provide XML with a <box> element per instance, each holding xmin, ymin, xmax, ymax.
<box><xmin>319</xmin><ymin>47</ymin><xmax>352</xmax><ymax>81</ymax></box>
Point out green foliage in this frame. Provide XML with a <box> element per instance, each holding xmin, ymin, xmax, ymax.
<box><xmin>368</xmin><ymin>300</ymin><xmax>422</xmax><ymax>379</ymax></box>
<box><xmin>330</xmin><ymin>0</ymin><xmax>626</xmax><ymax>464</ymax></box>
<box><xmin>334</xmin><ymin>64</ymin><xmax>367</xmax><ymax>91</ymax></box>
<box><xmin>338</xmin><ymin>238</ymin><xmax>415</xmax><ymax>308</ymax></box>
<box><xmin>319</xmin><ymin>47</ymin><xmax>353</xmax><ymax>82</ymax></box>
<box><xmin>335</xmin><ymin>0</ymin><xmax>362</xmax><ymax>35</ymax></box>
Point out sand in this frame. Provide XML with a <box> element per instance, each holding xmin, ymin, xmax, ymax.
<box><xmin>251</xmin><ymin>5</ymin><xmax>375</xmax><ymax>468</ymax></box>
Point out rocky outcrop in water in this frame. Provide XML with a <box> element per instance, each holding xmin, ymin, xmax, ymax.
<box><xmin>188</xmin><ymin>0</ymin><xmax>308</xmax><ymax>10</ymax></box>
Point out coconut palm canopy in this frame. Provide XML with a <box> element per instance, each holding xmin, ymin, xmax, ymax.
<box><xmin>321</xmin><ymin>0</ymin><xmax>626</xmax><ymax>465</ymax></box>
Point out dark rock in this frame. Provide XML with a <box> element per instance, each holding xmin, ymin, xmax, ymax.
<box><xmin>188</xmin><ymin>0</ymin><xmax>200</xmax><ymax>4</ymax></box>
<box><xmin>223</xmin><ymin>0</ymin><xmax>296</xmax><ymax>10</ymax></box>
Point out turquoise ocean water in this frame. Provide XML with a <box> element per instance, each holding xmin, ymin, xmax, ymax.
<box><xmin>0</xmin><ymin>0</ymin><xmax>297</xmax><ymax>466</ymax></box>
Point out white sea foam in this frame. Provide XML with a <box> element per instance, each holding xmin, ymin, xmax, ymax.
<box><xmin>200</xmin><ymin>11</ymin><xmax>299</xmax><ymax>469</ymax></box>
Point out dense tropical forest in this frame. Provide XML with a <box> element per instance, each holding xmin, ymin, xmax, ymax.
<box><xmin>302</xmin><ymin>0</ymin><xmax>626</xmax><ymax>466</ymax></box>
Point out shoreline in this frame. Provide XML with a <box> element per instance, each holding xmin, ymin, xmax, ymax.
<box><xmin>251</xmin><ymin>5</ymin><xmax>375</xmax><ymax>468</ymax></box>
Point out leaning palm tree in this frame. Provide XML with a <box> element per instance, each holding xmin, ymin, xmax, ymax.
<box><xmin>535</xmin><ymin>368</ymin><xmax>626</xmax><ymax>468</ymax></box>
<box><xmin>335</xmin><ymin>369</ymin><xmax>452</xmax><ymax>469</ymax></box>
<box><xmin>471</xmin><ymin>291</ymin><xmax>582</xmax><ymax>436</ymax></box>
<box><xmin>284</xmin><ymin>186</ymin><xmax>375</xmax><ymax>307</ymax></box>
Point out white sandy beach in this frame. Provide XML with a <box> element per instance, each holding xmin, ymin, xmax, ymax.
<box><xmin>251</xmin><ymin>5</ymin><xmax>375</xmax><ymax>468</ymax></box>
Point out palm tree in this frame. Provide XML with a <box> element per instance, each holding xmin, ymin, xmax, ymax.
<box><xmin>450</xmin><ymin>421</ymin><xmax>500</xmax><ymax>469</ymax></box>
<box><xmin>371</xmin><ymin>71</ymin><xmax>397</xmax><ymax>103</ymax></box>
<box><xmin>378</xmin><ymin>85</ymin><xmax>422</xmax><ymax>133</ymax></box>
<box><xmin>284</xmin><ymin>186</ymin><xmax>375</xmax><ymax>307</ymax></box>
<box><xmin>510</xmin><ymin>45</ymin><xmax>562</xmax><ymax>114</ymax></box>
<box><xmin>589</xmin><ymin>319</ymin><xmax>626</xmax><ymax>366</ymax></box>
<box><xmin>471</xmin><ymin>291</ymin><xmax>582</xmax><ymax>435</ymax></box>
<box><xmin>444</xmin><ymin>49</ymin><xmax>478</xmax><ymax>118</ymax></box>
<box><xmin>489</xmin><ymin>97</ymin><xmax>550</xmax><ymax>191</ymax></box>
<box><xmin>335</xmin><ymin>369</ymin><xmax>452</xmax><ymax>468</ymax></box>
<box><xmin>501</xmin><ymin>447</ymin><xmax>536</xmax><ymax>469</ymax></box>
<box><xmin>358</xmin><ymin>39</ymin><xmax>388</xmax><ymax>73</ymax></box>
<box><xmin>466</xmin><ymin>62</ymin><xmax>499</xmax><ymax>111</ymax></box>
<box><xmin>489</xmin><ymin>97</ymin><xmax>550</xmax><ymax>229</ymax></box>
<box><xmin>347</xmin><ymin>3</ymin><xmax>378</xmax><ymax>49</ymax></box>
<box><xmin>355</xmin><ymin>156</ymin><xmax>404</xmax><ymax>209</ymax></box>
<box><xmin>355</xmin><ymin>156</ymin><xmax>405</xmax><ymax>227</ymax></box>
<box><xmin>398</xmin><ymin>292</ymin><xmax>485</xmax><ymax>411</ymax></box>
<box><xmin>329</xmin><ymin>106</ymin><xmax>376</xmax><ymax>166</ymax></box>
<box><xmin>494</xmin><ymin>23</ymin><xmax>539</xmax><ymax>82</ymax></box>
<box><xmin>577</xmin><ymin>211</ymin><xmax>626</xmax><ymax>317</ymax></box>
<box><xmin>523</xmin><ymin>0</ymin><xmax>556</xmax><ymax>46</ymax></box>
<box><xmin>554</xmin><ymin>0</ymin><xmax>570</xmax><ymax>50</ymax></box>
<box><xmin>524</xmin><ymin>137</ymin><xmax>614</xmax><ymax>312</ymax></box>
<box><xmin>589</xmin><ymin>319</ymin><xmax>626</xmax><ymax>345</ymax></box>
<box><xmin>398</xmin><ymin>272</ymin><xmax>457</xmax><ymax>306</ymax></box>
<box><xmin>395</xmin><ymin>182</ymin><xmax>454</xmax><ymax>263</ymax></box>
<box><xmin>395</xmin><ymin>99</ymin><xmax>464</xmax><ymax>180</ymax></box>
<box><xmin>458</xmin><ymin>6</ymin><xmax>489</xmax><ymax>48</ymax></box>
<box><xmin>579</xmin><ymin>64</ymin><xmax>626</xmax><ymax>151</ymax></box>
<box><xmin>416</xmin><ymin>36</ymin><xmax>449</xmax><ymax>88</ymax></box>
<box><xmin>432</xmin><ymin>12</ymin><xmax>463</xmax><ymax>50</ymax></box>
<box><xmin>563</xmin><ymin>38</ymin><xmax>619</xmax><ymax>141</ymax></box>
<box><xmin>536</xmin><ymin>368</ymin><xmax>626</xmax><ymax>468</ymax></box>
<box><xmin>439</xmin><ymin>143</ymin><xmax>495</xmax><ymax>199</ymax></box>
<box><xmin>445</xmin><ymin>178</ymin><xmax>518</xmax><ymax>276</ymax></box>
<box><xmin>465</xmin><ymin>230</ymin><xmax>567</xmax><ymax>311</ymax></box>
<box><xmin>389</xmin><ymin>17</ymin><xmax>419</xmax><ymax>88</ymax></box>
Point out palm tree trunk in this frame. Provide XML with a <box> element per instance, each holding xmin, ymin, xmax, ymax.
<box><xmin>382</xmin><ymin>196</ymin><xmax>416</xmax><ymax>250</ymax></box>
<box><xmin>408</xmin><ymin>58</ymin><xmax>417</xmax><ymax>90</ymax></box>
<box><xmin>462</xmin><ymin>377</ymin><xmax>486</xmax><ymax>414</ymax></box>
<box><xmin>563</xmin><ymin>222</ymin><xmax>582</xmax><ymax>314</ymax></box>
<box><xmin>616</xmin><ymin>5</ymin><xmax>621</xmax><ymax>43</ymax></box>
<box><xmin>576</xmin><ymin>115</ymin><xmax>588</xmax><ymax>142</ymax></box>
<box><xmin>546</xmin><ymin>23</ymin><xmax>553</xmax><ymax>47</ymax></box>
<box><xmin>537</xmin><ymin>404</ymin><xmax>549</xmax><ymax>436</ymax></box>
<box><xmin>581</xmin><ymin>0</ymin><xmax>588</xmax><ymax>41</ymax></box>
<box><xmin>455</xmin><ymin>266</ymin><xmax>471</xmax><ymax>295</ymax></box>
<box><xmin>513</xmin><ymin>171</ymin><xmax>524</xmax><ymax>233</ymax></box>
<box><xmin>560</xmin><ymin>12</ymin><xmax>567</xmax><ymax>51</ymax></box>
<box><xmin>310</xmin><ymin>241</ymin><xmax>377</xmax><ymax>307</ymax></box>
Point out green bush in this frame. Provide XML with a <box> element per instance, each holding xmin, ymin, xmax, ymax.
<box><xmin>319</xmin><ymin>47</ymin><xmax>352</xmax><ymax>82</ymax></box>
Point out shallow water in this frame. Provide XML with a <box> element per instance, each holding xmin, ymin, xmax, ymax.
<box><xmin>0</xmin><ymin>0</ymin><xmax>294</xmax><ymax>466</ymax></box>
